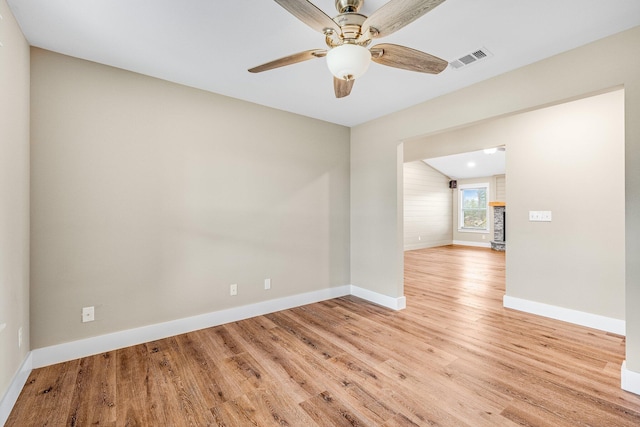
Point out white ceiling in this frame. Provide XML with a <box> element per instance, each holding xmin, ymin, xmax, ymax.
<box><xmin>7</xmin><ymin>0</ymin><xmax>640</xmax><ymax>127</ymax></box>
<box><xmin>423</xmin><ymin>148</ymin><xmax>505</xmax><ymax>180</ymax></box>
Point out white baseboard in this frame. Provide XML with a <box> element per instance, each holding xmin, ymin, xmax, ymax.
<box><xmin>453</xmin><ymin>240</ymin><xmax>491</xmax><ymax>248</ymax></box>
<box><xmin>350</xmin><ymin>285</ymin><xmax>406</xmax><ymax>310</ymax></box>
<box><xmin>622</xmin><ymin>361</ymin><xmax>640</xmax><ymax>395</ymax></box>
<box><xmin>404</xmin><ymin>241</ymin><xmax>453</xmax><ymax>251</ymax></box>
<box><xmin>503</xmin><ymin>295</ymin><xmax>625</xmax><ymax>335</ymax></box>
<box><xmin>0</xmin><ymin>352</ymin><xmax>32</xmax><ymax>426</ymax></box>
<box><xmin>30</xmin><ymin>284</ymin><xmax>405</xmax><ymax>369</ymax></box>
<box><xmin>32</xmin><ymin>285</ymin><xmax>351</xmax><ymax>368</ymax></box>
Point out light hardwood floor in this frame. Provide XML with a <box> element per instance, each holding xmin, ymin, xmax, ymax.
<box><xmin>7</xmin><ymin>245</ymin><xmax>640</xmax><ymax>426</ymax></box>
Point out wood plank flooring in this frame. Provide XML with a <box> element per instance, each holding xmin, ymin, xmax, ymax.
<box><xmin>7</xmin><ymin>245</ymin><xmax>640</xmax><ymax>426</ymax></box>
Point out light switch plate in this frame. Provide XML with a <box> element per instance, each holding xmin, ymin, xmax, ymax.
<box><xmin>529</xmin><ymin>211</ymin><xmax>552</xmax><ymax>222</ymax></box>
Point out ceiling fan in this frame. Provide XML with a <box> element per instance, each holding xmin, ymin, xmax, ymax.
<box><xmin>249</xmin><ymin>0</ymin><xmax>449</xmax><ymax>98</ymax></box>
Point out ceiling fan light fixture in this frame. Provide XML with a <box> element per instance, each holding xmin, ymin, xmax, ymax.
<box><xmin>326</xmin><ymin>44</ymin><xmax>371</xmax><ymax>81</ymax></box>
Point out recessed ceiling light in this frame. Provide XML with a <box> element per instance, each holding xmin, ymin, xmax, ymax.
<box><xmin>467</xmin><ymin>161</ymin><xmax>476</xmax><ymax>168</ymax></box>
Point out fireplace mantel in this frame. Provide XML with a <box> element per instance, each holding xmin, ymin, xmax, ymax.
<box><xmin>489</xmin><ymin>201</ymin><xmax>505</xmax><ymax>207</ymax></box>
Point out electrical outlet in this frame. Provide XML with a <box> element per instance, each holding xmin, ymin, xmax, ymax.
<box><xmin>230</xmin><ymin>283</ymin><xmax>238</xmax><ymax>296</ymax></box>
<box><xmin>82</xmin><ymin>306</ymin><xmax>95</xmax><ymax>322</ymax></box>
<box><xmin>18</xmin><ymin>327</ymin><xmax>23</xmax><ymax>348</ymax></box>
<box><xmin>264</xmin><ymin>278</ymin><xmax>271</xmax><ymax>290</ymax></box>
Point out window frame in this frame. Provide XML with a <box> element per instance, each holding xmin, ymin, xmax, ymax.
<box><xmin>458</xmin><ymin>183</ymin><xmax>490</xmax><ymax>233</ymax></box>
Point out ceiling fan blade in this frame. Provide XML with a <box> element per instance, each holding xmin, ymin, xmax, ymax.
<box><xmin>361</xmin><ymin>0</ymin><xmax>447</xmax><ymax>39</ymax></box>
<box><xmin>249</xmin><ymin>49</ymin><xmax>327</xmax><ymax>73</ymax></box>
<box><xmin>371</xmin><ymin>44</ymin><xmax>448</xmax><ymax>74</ymax></box>
<box><xmin>273</xmin><ymin>0</ymin><xmax>340</xmax><ymax>35</ymax></box>
<box><xmin>334</xmin><ymin>77</ymin><xmax>354</xmax><ymax>98</ymax></box>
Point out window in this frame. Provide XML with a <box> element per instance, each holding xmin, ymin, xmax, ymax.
<box><xmin>458</xmin><ymin>183</ymin><xmax>489</xmax><ymax>231</ymax></box>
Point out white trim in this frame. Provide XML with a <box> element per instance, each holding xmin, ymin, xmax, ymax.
<box><xmin>404</xmin><ymin>240</ymin><xmax>453</xmax><ymax>251</ymax></box>
<box><xmin>453</xmin><ymin>240</ymin><xmax>491</xmax><ymax>248</ymax></box>
<box><xmin>0</xmin><ymin>352</ymin><xmax>33</xmax><ymax>426</ymax></box>
<box><xmin>32</xmin><ymin>285</ymin><xmax>352</xmax><ymax>368</ymax></box>
<box><xmin>30</xmin><ymin>285</ymin><xmax>405</xmax><ymax>369</ymax></box>
<box><xmin>456</xmin><ymin>229</ymin><xmax>491</xmax><ymax>234</ymax></box>
<box><xmin>350</xmin><ymin>285</ymin><xmax>406</xmax><ymax>310</ymax></box>
<box><xmin>622</xmin><ymin>361</ymin><xmax>640</xmax><ymax>395</ymax></box>
<box><xmin>503</xmin><ymin>295</ymin><xmax>625</xmax><ymax>335</ymax></box>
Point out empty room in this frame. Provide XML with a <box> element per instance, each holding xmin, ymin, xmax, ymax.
<box><xmin>2</xmin><ymin>0</ymin><xmax>640</xmax><ymax>425</ymax></box>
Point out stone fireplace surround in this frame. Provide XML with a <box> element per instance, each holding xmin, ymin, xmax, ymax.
<box><xmin>490</xmin><ymin>202</ymin><xmax>506</xmax><ymax>251</ymax></box>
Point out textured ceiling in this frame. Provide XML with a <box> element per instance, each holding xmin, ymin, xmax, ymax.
<box><xmin>7</xmin><ymin>0</ymin><xmax>640</xmax><ymax>126</ymax></box>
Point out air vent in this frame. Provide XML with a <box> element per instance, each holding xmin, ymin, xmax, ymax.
<box><xmin>449</xmin><ymin>47</ymin><xmax>492</xmax><ymax>70</ymax></box>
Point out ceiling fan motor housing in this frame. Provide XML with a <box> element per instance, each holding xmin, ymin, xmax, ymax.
<box><xmin>328</xmin><ymin>13</ymin><xmax>368</xmax><ymax>47</ymax></box>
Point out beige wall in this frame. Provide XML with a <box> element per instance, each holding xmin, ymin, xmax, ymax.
<box><xmin>413</xmin><ymin>91</ymin><xmax>625</xmax><ymax>318</ymax></box>
<box><xmin>30</xmin><ymin>49</ymin><xmax>351</xmax><ymax>348</ymax></box>
<box><xmin>0</xmin><ymin>0</ymin><xmax>30</xmax><ymax>399</ymax></box>
<box><xmin>403</xmin><ymin>161</ymin><xmax>452</xmax><ymax>250</ymax></box>
<box><xmin>351</xmin><ymin>27</ymin><xmax>640</xmax><ymax>371</ymax></box>
<box><xmin>507</xmin><ymin>91</ymin><xmax>624</xmax><ymax>317</ymax></box>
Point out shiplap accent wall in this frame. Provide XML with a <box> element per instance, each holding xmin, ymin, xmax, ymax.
<box><xmin>495</xmin><ymin>174</ymin><xmax>506</xmax><ymax>201</ymax></box>
<box><xmin>403</xmin><ymin>161</ymin><xmax>453</xmax><ymax>250</ymax></box>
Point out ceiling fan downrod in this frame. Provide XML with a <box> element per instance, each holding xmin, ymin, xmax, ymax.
<box><xmin>335</xmin><ymin>0</ymin><xmax>364</xmax><ymax>14</ymax></box>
